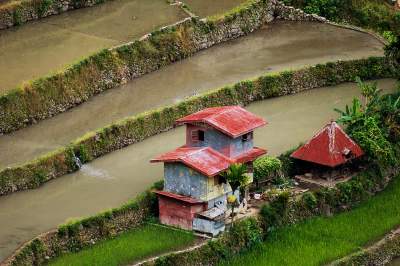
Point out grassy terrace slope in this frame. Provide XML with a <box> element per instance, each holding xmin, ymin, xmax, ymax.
<box><xmin>221</xmin><ymin>176</ymin><xmax>400</xmax><ymax>266</ymax></box>
<box><xmin>48</xmin><ymin>224</ymin><xmax>195</xmax><ymax>266</ymax></box>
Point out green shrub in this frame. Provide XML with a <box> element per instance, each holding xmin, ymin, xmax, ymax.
<box><xmin>254</xmin><ymin>156</ymin><xmax>282</xmax><ymax>182</ymax></box>
<box><xmin>12</xmin><ymin>8</ymin><xmax>22</xmax><ymax>26</ymax></box>
<box><xmin>301</xmin><ymin>192</ymin><xmax>317</xmax><ymax>210</ymax></box>
<box><xmin>36</xmin><ymin>0</ymin><xmax>54</xmax><ymax>17</ymax></box>
<box><xmin>260</xmin><ymin>191</ymin><xmax>290</xmax><ymax>229</ymax></box>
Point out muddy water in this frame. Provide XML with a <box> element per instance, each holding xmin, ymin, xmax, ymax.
<box><xmin>184</xmin><ymin>0</ymin><xmax>247</xmax><ymax>17</ymax></box>
<box><xmin>0</xmin><ymin>0</ymin><xmax>186</xmax><ymax>93</ymax></box>
<box><xmin>390</xmin><ymin>258</ymin><xmax>400</xmax><ymax>265</ymax></box>
<box><xmin>0</xmin><ymin>21</ymin><xmax>384</xmax><ymax>169</ymax></box>
<box><xmin>0</xmin><ymin>78</ymin><xmax>397</xmax><ymax>261</ymax></box>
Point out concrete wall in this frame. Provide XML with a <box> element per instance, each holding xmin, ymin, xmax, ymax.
<box><xmin>164</xmin><ymin>162</ymin><xmax>231</xmax><ymax>202</ymax></box>
<box><xmin>164</xmin><ymin>162</ymin><xmax>208</xmax><ymax>199</ymax></box>
<box><xmin>193</xmin><ymin>217</ymin><xmax>225</xmax><ymax>236</ymax></box>
<box><xmin>186</xmin><ymin>124</ymin><xmax>253</xmax><ymax>157</ymax></box>
<box><xmin>158</xmin><ymin>195</ymin><xmax>206</xmax><ymax>230</ymax></box>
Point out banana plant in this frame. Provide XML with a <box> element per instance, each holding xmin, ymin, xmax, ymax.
<box><xmin>334</xmin><ymin>98</ymin><xmax>364</xmax><ymax>126</ymax></box>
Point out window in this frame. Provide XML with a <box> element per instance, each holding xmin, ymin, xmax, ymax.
<box><xmin>198</xmin><ymin>130</ymin><xmax>205</xmax><ymax>141</ymax></box>
<box><xmin>191</xmin><ymin>130</ymin><xmax>198</xmax><ymax>142</ymax></box>
<box><xmin>216</xmin><ymin>175</ymin><xmax>226</xmax><ymax>185</ymax></box>
<box><xmin>191</xmin><ymin>130</ymin><xmax>204</xmax><ymax>142</ymax></box>
<box><xmin>242</xmin><ymin>132</ymin><xmax>253</xmax><ymax>142</ymax></box>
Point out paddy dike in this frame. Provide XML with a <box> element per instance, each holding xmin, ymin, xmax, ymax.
<box><xmin>0</xmin><ymin>78</ymin><xmax>397</xmax><ymax>261</ymax></box>
<box><xmin>0</xmin><ymin>21</ymin><xmax>384</xmax><ymax>169</ymax></box>
<box><xmin>0</xmin><ymin>0</ymin><xmax>187</xmax><ymax>93</ymax></box>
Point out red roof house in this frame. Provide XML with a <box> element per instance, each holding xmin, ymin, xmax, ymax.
<box><xmin>291</xmin><ymin>121</ymin><xmax>364</xmax><ymax>168</ymax></box>
<box><xmin>151</xmin><ymin>106</ymin><xmax>267</xmax><ymax>235</ymax></box>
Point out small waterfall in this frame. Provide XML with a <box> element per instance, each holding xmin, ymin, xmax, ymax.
<box><xmin>72</xmin><ymin>153</ymin><xmax>83</xmax><ymax>169</ymax></box>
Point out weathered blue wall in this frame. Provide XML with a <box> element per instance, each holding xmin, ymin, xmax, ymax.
<box><xmin>164</xmin><ymin>162</ymin><xmax>232</xmax><ymax>203</ymax></box>
<box><xmin>193</xmin><ymin>217</ymin><xmax>225</xmax><ymax>236</ymax></box>
<box><xmin>164</xmin><ymin>162</ymin><xmax>208</xmax><ymax>199</ymax></box>
<box><xmin>186</xmin><ymin>124</ymin><xmax>253</xmax><ymax>157</ymax></box>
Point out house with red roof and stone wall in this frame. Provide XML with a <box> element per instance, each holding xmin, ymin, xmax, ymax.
<box><xmin>151</xmin><ymin>106</ymin><xmax>267</xmax><ymax>236</ymax></box>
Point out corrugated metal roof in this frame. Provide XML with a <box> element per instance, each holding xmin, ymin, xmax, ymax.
<box><xmin>233</xmin><ymin>147</ymin><xmax>267</xmax><ymax>163</ymax></box>
<box><xmin>176</xmin><ymin>106</ymin><xmax>267</xmax><ymax>138</ymax></box>
<box><xmin>151</xmin><ymin>147</ymin><xmax>233</xmax><ymax>177</ymax></box>
<box><xmin>156</xmin><ymin>191</ymin><xmax>204</xmax><ymax>204</ymax></box>
<box><xmin>291</xmin><ymin>121</ymin><xmax>364</xmax><ymax>167</ymax></box>
<box><xmin>197</xmin><ymin>207</ymin><xmax>225</xmax><ymax>220</ymax></box>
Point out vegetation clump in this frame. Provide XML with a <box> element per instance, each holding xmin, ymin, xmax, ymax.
<box><xmin>254</xmin><ymin>156</ymin><xmax>282</xmax><ymax>184</ymax></box>
<box><xmin>282</xmin><ymin>0</ymin><xmax>400</xmax><ymax>36</ymax></box>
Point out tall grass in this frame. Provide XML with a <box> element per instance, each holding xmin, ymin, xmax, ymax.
<box><xmin>49</xmin><ymin>224</ymin><xmax>195</xmax><ymax>266</ymax></box>
<box><xmin>221</xmin><ymin>175</ymin><xmax>400</xmax><ymax>266</ymax></box>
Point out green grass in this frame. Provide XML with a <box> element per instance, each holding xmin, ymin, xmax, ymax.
<box><xmin>49</xmin><ymin>224</ymin><xmax>196</xmax><ymax>266</ymax></box>
<box><xmin>221</xmin><ymin>175</ymin><xmax>400</xmax><ymax>266</ymax></box>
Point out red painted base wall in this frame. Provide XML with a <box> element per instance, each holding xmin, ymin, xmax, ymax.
<box><xmin>158</xmin><ymin>196</ymin><xmax>206</xmax><ymax>230</ymax></box>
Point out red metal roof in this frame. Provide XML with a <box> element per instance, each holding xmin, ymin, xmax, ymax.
<box><xmin>156</xmin><ymin>191</ymin><xmax>204</xmax><ymax>204</ymax></box>
<box><xmin>233</xmin><ymin>147</ymin><xmax>267</xmax><ymax>163</ymax></box>
<box><xmin>176</xmin><ymin>106</ymin><xmax>267</xmax><ymax>138</ymax></box>
<box><xmin>151</xmin><ymin>147</ymin><xmax>233</xmax><ymax>177</ymax></box>
<box><xmin>291</xmin><ymin>121</ymin><xmax>364</xmax><ymax>167</ymax></box>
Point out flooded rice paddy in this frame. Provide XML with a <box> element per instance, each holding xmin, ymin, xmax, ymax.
<box><xmin>0</xmin><ymin>0</ymin><xmax>186</xmax><ymax>92</ymax></box>
<box><xmin>184</xmin><ymin>0</ymin><xmax>247</xmax><ymax>17</ymax></box>
<box><xmin>390</xmin><ymin>258</ymin><xmax>400</xmax><ymax>266</ymax></box>
<box><xmin>0</xmin><ymin>21</ymin><xmax>384</xmax><ymax>169</ymax></box>
<box><xmin>0</xmin><ymin>78</ymin><xmax>397</xmax><ymax>261</ymax></box>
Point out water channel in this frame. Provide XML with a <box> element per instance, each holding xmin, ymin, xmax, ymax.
<box><xmin>390</xmin><ymin>257</ymin><xmax>400</xmax><ymax>265</ymax></box>
<box><xmin>0</xmin><ymin>21</ymin><xmax>384</xmax><ymax>169</ymax></box>
<box><xmin>0</xmin><ymin>0</ymin><xmax>186</xmax><ymax>93</ymax></box>
<box><xmin>184</xmin><ymin>0</ymin><xmax>247</xmax><ymax>17</ymax></box>
<box><xmin>0</xmin><ymin>78</ymin><xmax>397</xmax><ymax>261</ymax></box>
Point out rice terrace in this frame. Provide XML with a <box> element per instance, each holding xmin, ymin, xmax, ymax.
<box><xmin>0</xmin><ymin>0</ymin><xmax>399</xmax><ymax>265</ymax></box>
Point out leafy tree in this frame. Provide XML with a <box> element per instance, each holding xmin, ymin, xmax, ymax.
<box><xmin>351</xmin><ymin>117</ymin><xmax>395</xmax><ymax>166</ymax></box>
<box><xmin>384</xmin><ymin>34</ymin><xmax>400</xmax><ymax>78</ymax></box>
<box><xmin>335</xmin><ymin>78</ymin><xmax>399</xmax><ymax>167</ymax></box>
<box><xmin>221</xmin><ymin>163</ymin><xmax>250</xmax><ymax>196</ymax></box>
<box><xmin>222</xmin><ymin>163</ymin><xmax>250</xmax><ymax>224</ymax></box>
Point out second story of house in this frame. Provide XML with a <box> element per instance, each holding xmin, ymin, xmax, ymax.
<box><xmin>151</xmin><ymin>147</ymin><xmax>232</xmax><ymax>201</ymax></box>
<box><xmin>175</xmin><ymin>106</ymin><xmax>267</xmax><ymax>159</ymax></box>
